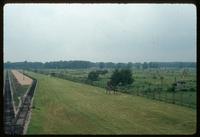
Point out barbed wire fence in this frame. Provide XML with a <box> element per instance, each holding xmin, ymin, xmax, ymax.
<box><xmin>33</xmin><ymin>70</ymin><xmax>196</xmax><ymax>109</ymax></box>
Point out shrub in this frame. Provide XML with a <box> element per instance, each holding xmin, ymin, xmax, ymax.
<box><xmin>87</xmin><ymin>71</ymin><xmax>99</xmax><ymax>81</ymax></box>
<box><xmin>110</xmin><ymin>69</ymin><xmax>134</xmax><ymax>87</ymax></box>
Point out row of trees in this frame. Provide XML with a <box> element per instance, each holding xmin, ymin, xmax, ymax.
<box><xmin>141</xmin><ymin>62</ymin><xmax>196</xmax><ymax>69</ymax></box>
<box><xmin>4</xmin><ymin>61</ymin><xmax>196</xmax><ymax>69</ymax></box>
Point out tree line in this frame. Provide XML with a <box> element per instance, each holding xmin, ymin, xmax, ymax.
<box><xmin>4</xmin><ymin>60</ymin><xmax>196</xmax><ymax>69</ymax></box>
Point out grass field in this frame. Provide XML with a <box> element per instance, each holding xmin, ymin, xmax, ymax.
<box><xmin>35</xmin><ymin>68</ymin><xmax>196</xmax><ymax>91</ymax></box>
<box><xmin>26</xmin><ymin>71</ymin><xmax>196</xmax><ymax>134</ymax></box>
<box><xmin>33</xmin><ymin>68</ymin><xmax>196</xmax><ymax>108</ymax></box>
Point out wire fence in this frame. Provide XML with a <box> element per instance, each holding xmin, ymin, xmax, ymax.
<box><xmin>33</xmin><ymin>70</ymin><xmax>196</xmax><ymax>109</ymax></box>
<box><xmin>129</xmin><ymin>89</ymin><xmax>196</xmax><ymax>109</ymax></box>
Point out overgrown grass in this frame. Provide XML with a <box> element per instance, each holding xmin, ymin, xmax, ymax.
<box><xmin>27</xmin><ymin>72</ymin><xmax>196</xmax><ymax>134</ymax></box>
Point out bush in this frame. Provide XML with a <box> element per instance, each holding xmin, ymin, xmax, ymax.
<box><xmin>87</xmin><ymin>71</ymin><xmax>99</xmax><ymax>81</ymax></box>
<box><xmin>189</xmin><ymin>87</ymin><xmax>195</xmax><ymax>92</ymax></box>
<box><xmin>110</xmin><ymin>69</ymin><xmax>134</xmax><ymax>87</ymax></box>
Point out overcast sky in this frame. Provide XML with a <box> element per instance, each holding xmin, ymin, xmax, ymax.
<box><xmin>4</xmin><ymin>4</ymin><xmax>196</xmax><ymax>63</ymax></box>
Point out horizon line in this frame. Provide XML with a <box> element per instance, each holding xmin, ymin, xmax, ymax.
<box><xmin>3</xmin><ymin>60</ymin><xmax>197</xmax><ymax>64</ymax></box>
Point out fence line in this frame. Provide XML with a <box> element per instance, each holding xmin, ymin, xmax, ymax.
<box><xmin>33</xmin><ymin>70</ymin><xmax>196</xmax><ymax>109</ymax></box>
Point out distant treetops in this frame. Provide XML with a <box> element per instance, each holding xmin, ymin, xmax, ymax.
<box><xmin>4</xmin><ymin>61</ymin><xmax>196</xmax><ymax>69</ymax></box>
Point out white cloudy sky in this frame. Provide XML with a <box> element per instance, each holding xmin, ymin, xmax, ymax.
<box><xmin>4</xmin><ymin>4</ymin><xmax>196</xmax><ymax>63</ymax></box>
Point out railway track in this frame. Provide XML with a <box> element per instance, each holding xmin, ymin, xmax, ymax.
<box><xmin>3</xmin><ymin>71</ymin><xmax>15</xmax><ymax>134</ymax></box>
<box><xmin>3</xmin><ymin>70</ymin><xmax>37</xmax><ymax>135</ymax></box>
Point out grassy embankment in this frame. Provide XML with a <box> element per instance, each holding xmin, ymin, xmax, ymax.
<box><xmin>27</xmin><ymin>71</ymin><xmax>196</xmax><ymax>134</ymax></box>
<box><xmin>32</xmin><ymin>68</ymin><xmax>196</xmax><ymax>107</ymax></box>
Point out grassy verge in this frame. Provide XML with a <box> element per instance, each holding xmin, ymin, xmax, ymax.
<box><xmin>31</xmin><ymin>68</ymin><xmax>196</xmax><ymax>108</ymax></box>
<box><xmin>27</xmin><ymin>72</ymin><xmax>196</xmax><ymax>135</ymax></box>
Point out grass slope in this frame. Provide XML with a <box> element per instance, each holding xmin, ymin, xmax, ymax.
<box><xmin>27</xmin><ymin>72</ymin><xmax>196</xmax><ymax>134</ymax></box>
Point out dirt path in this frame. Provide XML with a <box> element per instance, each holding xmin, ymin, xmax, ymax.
<box><xmin>11</xmin><ymin>70</ymin><xmax>33</xmax><ymax>85</ymax></box>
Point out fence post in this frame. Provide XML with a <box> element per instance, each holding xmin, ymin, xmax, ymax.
<box><xmin>189</xmin><ymin>94</ymin><xmax>192</xmax><ymax>108</ymax></box>
<box><xmin>172</xmin><ymin>91</ymin><xmax>175</xmax><ymax>104</ymax></box>
<box><xmin>153</xmin><ymin>90</ymin><xmax>155</xmax><ymax>99</ymax></box>
<box><xmin>158</xmin><ymin>91</ymin><xmax>161</xmax><ymax>101</ymax></box>
<box><xmin>180</xmin><ymin>92</ymin><xmax>183</xmax><ymax>106</ymax></box>
<box><xmin>142</xmin><ymin>90</ymin><xmax>144</xmax><ymax>97</ymax></box>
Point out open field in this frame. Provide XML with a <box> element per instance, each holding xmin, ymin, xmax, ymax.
<box><xmin>26</xmin><ymin>71</ymin><xmax>196</xmax><ymax>134</ymax></box>
<box><xmin>32</xmin><ymin>68</ymin><xmax>196</xmax><ymax>108</ymax></box>
<box><xmin>33</xmin><ymin>68</ymin><xmax>196</xmax><ymax>92</ymax></box>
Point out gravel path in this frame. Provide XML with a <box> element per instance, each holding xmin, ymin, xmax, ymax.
<box><xmin>11</xmin><ymin>70</ymin><xmax>32</xmax><ymax>85</ymax></box>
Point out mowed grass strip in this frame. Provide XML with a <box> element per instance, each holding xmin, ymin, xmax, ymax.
<box><xmin>27</xmin><ymin>72</ymin><xmax>196</xmax><ymax>134</ymax></box>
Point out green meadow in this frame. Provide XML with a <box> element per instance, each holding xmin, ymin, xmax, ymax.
<box><xmin>26</xmin><ymin>72</ymin><xmax>196</xmax><ymax>134</ymax></box>
<box><xmin>33</xmin><ymin>68</ymin><xmax>197</xmax><ymax>108</ymax></box>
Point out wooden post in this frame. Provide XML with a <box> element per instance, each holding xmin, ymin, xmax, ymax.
<box><xmin>158</xmin><ymin>90</ymin><xmax>161</xmax><ymax>101</ymax></box>
<box><xmin>153</xmin><ymin>90</ymin><xmax>155</xmax><ymax>99</ymax></box>
<box><xmin>189</xmin><ymin>94</ymin><xmax>192</xmax><ymax>108</ymax></box>
<box><xmin>180</xmin><ymin>92</ymin><xmax>183</xmax><ymax>106</ymax></box>
<box><xmin>172</xmin><ymin>91</ymin><xmax>175</xmax><ymax>104</ymax></box>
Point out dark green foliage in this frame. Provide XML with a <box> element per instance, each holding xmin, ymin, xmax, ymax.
<box><xmin>171</xmin><ymin>83</ymin><xmax>176</xmax><ymax>92</ymax></box>
<box><xmin>50</xmin><ymin>72</ymin><xmax>56</xmax><ymax>77</ymax></box>
<box><xmin>119</xmin><ymin>69</ymin><xmax>134</xmax><ymax>85</ymax></box>
<box><xmin>189</xmin><ymin>87</ymin><xmax>195</xmax><ymax>92</ymax></box>
<box><xmin>160</xmin><ymin>76</ymin><xmax>164</xmax><ymax>85</ymax></box>
<box><xmin>152</xmin><ymin>75</ymin><xmax>157</xmax><ymax>79</ymax></box>
<box><xmin>110</xmin><ymin>69</ymin><xmax>120</xmax><ymax>86</ymax></box>
<box><xmin>88</xmin><ymin>71</ymin><xmax>99</xmax><ymax>81</ymax></box>
<box><xmin>110</xmin><ymin>69</ymin><xmax>134</xmax><ymax>87</ymax></box>
<box><xmin>34</xmin><ymin>69</ymin><xmax>38</xmax><ymax>73</ymax></box>
<box><xmin>87</xmin><ymin>70</ymin><xmax>108</xmax><ymax>81</ymax></box>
